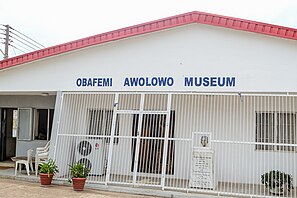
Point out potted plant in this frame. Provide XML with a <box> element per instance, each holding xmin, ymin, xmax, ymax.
<box><xmin>69</xmin><ymin>162</ymin><xmax>90</xmax><ymax>191</ymax></box>
<box><xmin>39</xmin><ymin>159</ymin><xmax>59</xmax><ymax>185</ymax></box>
<box><xmin>261</xmin><ymin>170</ymin><xmax>293</xmax><ymax>195</ymax></box>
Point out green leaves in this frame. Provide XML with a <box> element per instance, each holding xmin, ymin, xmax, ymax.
<box><xmin>39</xmin><ymin>159</ymin><xmax>59</xmax><ymax>176</ymax></box>
<box><xmin>69</xmin><ymin>163</ymin><xmax>90</xmax><ymax>178</ymax></box>
<box><xmin>261</xmin><ymin>170</ymin><xmax>293</xmax><ymax>192</ymax></box>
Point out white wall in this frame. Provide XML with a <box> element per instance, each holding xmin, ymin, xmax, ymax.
<box><xmin>0</xmin><ymin>95</ymin><xmax>56</xmax><ymax>108</ymax></box>
<box><xmin>0</xmin><ymin>23</ymin><xmax>297</xmax><ymax>92</ymax></box>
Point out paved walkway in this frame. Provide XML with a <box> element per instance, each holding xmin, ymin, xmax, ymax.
<box><xmin>0</xmin><ymin>178</ymin><xmax>159</xmax><ymax>198</ymax></box>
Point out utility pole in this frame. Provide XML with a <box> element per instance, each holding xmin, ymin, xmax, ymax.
<box><xmin>3</xmin><ymin>25</ymin><xmax>10</xmax><ymax>59</ymax></box>
<box><xmin>1</xmin><ymin>24</ymin><xmax>44</xmax><ymax>59</ymax></box>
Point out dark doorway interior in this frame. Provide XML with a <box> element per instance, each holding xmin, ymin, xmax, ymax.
<box><xmin>131</xmin><ymin>111</ymin><xmax>175</xmax><ymax>175</ymax></box>
<box><xmin>0</xmin><ymin>108</ymin><xmax>17</xmax><ymax>161</ymax></box>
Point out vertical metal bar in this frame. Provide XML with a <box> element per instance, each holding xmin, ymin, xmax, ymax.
<box><xmin>105</xmin><ymin>94</ymin><xmax>118</xmax><ymax>184</ymax></box>
<box><xmin>217</xmin><ymin>95</ymin><xmax>223</xmax><ymax>191</ymax></box>
<box><xmin>53</xmin><ymin>92</ymin><xmax>64</xmax><ymax>159</ymax></box>
<box><xmin>132</xmin><ymin>93</ymin><xmax>145</xmax><ymax>186</ymax></box>
<box><xmin>142</xmin><ymin>94</ymin><xmax>150</xmax><ymax>181</ymax></box>
<box><xmin>292</xmin><ymin>97</ymin><xmax>297</xmax><ymax>197</ymax></box>
<box><xmin>47</xmin><ymin>109</ymin><xmax>50</xmax><ymax>141</ymax></box>
<box><xmin>64</xmin><ymin>94</ymin><xmax>74</xmax><ymax>178</ymax></box>
<box><xmin>180</xmin><ymin>94</ymin><xmax>187</xmax><ymax>189</ymax></box>
<box><xmin>230</xmin><ymin>95</ymin><xmax>234</xmax><ymax>194</ymax></box>
<box><xmin>275</xmin><ymin>97</ymin><xmax>278</xmax><ymax>152</ymax></box>
<box><xmin>239</xmin><ymin>95</ymin><xmax>244</xmax><ymax>194</ymax></box>
<box><xmin>246</xmin><ymin>95</ymin><xmax>251</xmax><ymax>196</ymax></box>
<box><xmin>227</xmin><ymin>95</ymin><xmax>232</xmax><ymax>193</ymax></box>
<box><xmin>161</xmin><ymin>94</ymin><xmax>172</xmax><ymax>189</ymax></box>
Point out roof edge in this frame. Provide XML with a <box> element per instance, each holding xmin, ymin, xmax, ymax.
<box><xmin>1</xmin><ymin>11</ymin><xmax>297</xmax><ymax>70</ymax></box>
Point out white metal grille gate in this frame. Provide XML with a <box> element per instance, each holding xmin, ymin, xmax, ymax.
<box><xmin>54</xmin><ymin>92</ymin><xmax>297</xmax><ymax>198</ymax></box>
<box><xmin>105</xmin><ymin>93</ymin><xmax>172</xmax><ymax>187</ymax></box>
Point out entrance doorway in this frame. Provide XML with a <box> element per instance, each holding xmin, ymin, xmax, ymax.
<box><xmin>131</xmin><ymin>112</ymin><xmax>175</xmax><ymax>174</ymax></box>
<box><xmin>0</xmin><ymin>108</ymin><xmax>17</xmax><ymax>161</ymax></box>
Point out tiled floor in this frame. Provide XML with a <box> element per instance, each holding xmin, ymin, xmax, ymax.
<box><xmin>0</xmin><ymin>160</ymin><xmax>38</xmax><ymax>181</ymax></box>
<box><xmin>0</xmin><ymin>160</ymin><xmax>15</xmax><ymax>167</ymax></box>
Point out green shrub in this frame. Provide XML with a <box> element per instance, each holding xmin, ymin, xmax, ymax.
<box><xmin>39</xmin><ymin>159</ymin><xmax>59</xmax><ymax>176</ymax></box>
<box><xmin>261</xmin><ymin>170</ymin><xmax>293</xmax><ymax>192</ymax></box>
<box><xmin>69</xmin><ymin>162</ymin><xmax>90</xmax><ymax>178</ymax></box>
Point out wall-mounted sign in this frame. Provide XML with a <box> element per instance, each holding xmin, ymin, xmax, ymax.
<box><xmin>75</xmin><ymin>76</ymin><xmax>236</xmax><ymax>89</ymax></box>
<box><xmin>190</xmin><ymin>150</ymin><xmax>215</xmax><ymax>189</ymax></box>
<box><xmin>190</xmin><ymin>132</ymin><xmax>215</xmax><ymax>189</ymax></box>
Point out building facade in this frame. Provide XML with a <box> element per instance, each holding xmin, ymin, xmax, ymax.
<box><xmin>1</xmin><ymin>11</ymin><xmax>297</xmax><ymax>197</ymax></box>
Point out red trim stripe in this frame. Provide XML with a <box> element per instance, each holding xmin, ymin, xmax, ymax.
<box><xmin>1</xmin><ymin>11</ymin><xmax>297</xmax><ymax>70</ymax></box>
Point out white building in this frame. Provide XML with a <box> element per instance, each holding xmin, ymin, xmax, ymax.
<box><xmin>1</xmin><ymin>11</ymin><xmax>297</xmax><ymax>197</ymax></box>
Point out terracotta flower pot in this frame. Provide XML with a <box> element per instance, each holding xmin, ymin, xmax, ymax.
<box><xmin>72</xmin><ymin>178</ymin><xmax>86</xmax><ymax>191</ymax></box>
<box><xmin>39</xmin><ymin>173</ymin><xmax>53</xmax><ymax>185</ymax></box>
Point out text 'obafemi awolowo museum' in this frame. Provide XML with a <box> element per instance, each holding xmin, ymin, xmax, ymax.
<box><xmin>75</xmin><ymin>76</ymin><xmax>236</xmax><ymax>87</ymax></box>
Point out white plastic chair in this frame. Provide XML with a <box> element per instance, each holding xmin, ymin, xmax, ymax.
<box><xmin>35</xmin><ymin>141</ymin><xmax>50</xmax><ymax>176</ymax></box>
<box><xmin>12</xmin><ymin>148</ymin><xmax>34</xmax><ymax>176</ymax></box>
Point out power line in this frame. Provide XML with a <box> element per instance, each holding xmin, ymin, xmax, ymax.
<box><xmin>0</xmin><ymin>24</ymin><xmax>46</xmax><ymax>59</ymax></box>
<box><xmin>10</xmin><ymin>41</ymin><xmax>32</xmax><ymax>52</ymax></box>
<box><xmin>10</xmin><ymin>35</ymin><xmax>39</xmax><ymax>51</ymax></box>
<box><xmin>10</xmin><ymin>27</ymin><xmax>45</xmax><ymax>48</ymax></box>
<box><xmin>10</xmin><ymin>44</ymin><xmax>26</xmax><ymax>54</ymax></box>
<box><xmin>12</xmin><ymin>45</ymin><xmax>17</xmax><ymax>56</ymax></box>
<box><xmin>10</xmin><ymin>31</ymin><xmax>43</xmax><ymax>50</ymax></box>
<box><xmin>0</xmin><ymin>36</ymin><xmax>5</xmax><ymax>43</ymax></box>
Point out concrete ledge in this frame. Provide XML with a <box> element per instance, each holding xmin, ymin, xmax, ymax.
<box><xmin>53</xmin><ymin>179</ymin><xmax>218</xmax><ymax>198</ymax></box>
<box><xmin>0</xmin><ymin>171</ymin><xmax>217</xmax><ymax>198</ymax></box>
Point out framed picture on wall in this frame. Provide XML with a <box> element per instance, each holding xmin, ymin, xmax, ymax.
<box><xmin>192</xmin><ymin>132</ymin><xmax>211</xmax><ymax>149</ymax></box>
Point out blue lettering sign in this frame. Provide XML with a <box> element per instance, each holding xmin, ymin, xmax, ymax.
<box><xmin>184</xmin><ymin>77</ymin><xmax>193</xmax><ymax>86</ymax></box>
<box><xmin>203</xmin><ymin>77</ymin><xmax>210</xmax><ymax>86</ymax></box>
<box><xmin>76</xmin><ymin>76</ymin><xmax>235</xmax><ymax>88</ymax></box>
<box><xmin>123</xmin><ymin>76</ymin><xmax>174</xmax><ymax>87</ymax></box>
<box><xmin>167</xmin><ymin>77</ymin><xmax>174</xmax><ymax>86</ymax></box>
<box><xmin>226</xmin><ymin>77</ymin><xmax>235</xmax><ymax>86</ymax></box>
<box><xmin>76</xmin><ymin>78</ymin><xmax>82</xmax><ymax>86</ymax></box>
<box><xmin>184</xmin><ymin>77</ymin><xmax>235</xmax><ymax>87</ymax></box>
<box><xmin>76</xmin><ymin>78</ymin><xmax>112</xmax><ymax>87</ymax></box>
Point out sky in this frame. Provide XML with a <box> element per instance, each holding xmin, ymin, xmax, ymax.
<box><xmin>1</xmin><ymin>0</ymin><xmax>297</xmax><ymax>58</ymax></box>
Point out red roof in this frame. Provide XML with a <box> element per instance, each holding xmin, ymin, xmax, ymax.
<box><xmin>1</xmin><ymin>11</ymin><xmax>297</xmax><ymax>70</ymax></box>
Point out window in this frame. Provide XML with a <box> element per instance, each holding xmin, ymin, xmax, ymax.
<box><xmin>88</xmin><ymin>109</ymin><xmax>119</xmax><ymax>144</ymax></box>
<box><xmin>34</xmin><ymin>109</ymin><xmax>54</xmax><ymax>140</ymax></box>
<box><xmin>256</xmin><ymin>112</ymin><xmax>296</xmax><ymax>151</ymax></box>
<box><xmin>18</xmin><ymin>108</ymin><xmax>33</xmax><ymax>140</ymax></box>
<box><xmin>12</xmin><ymin>109</ymin><xmax>18</xmax><ymax>138</ymax></box>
